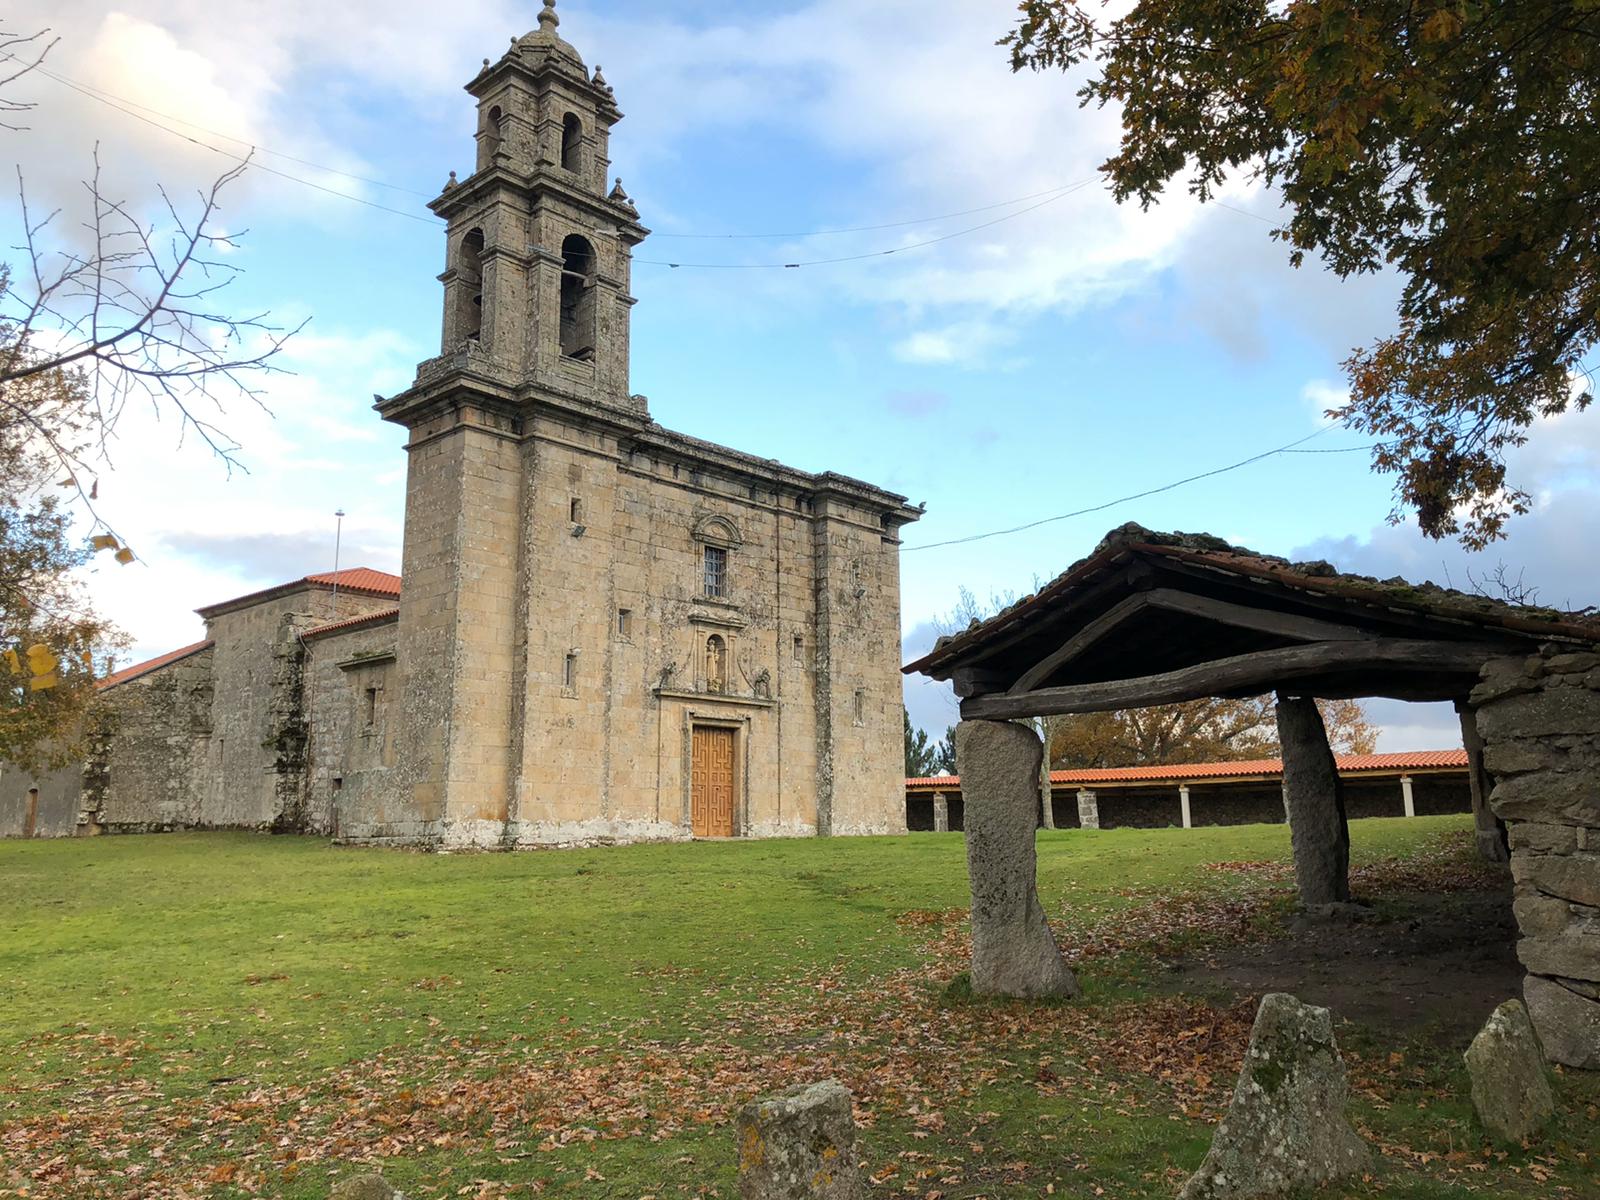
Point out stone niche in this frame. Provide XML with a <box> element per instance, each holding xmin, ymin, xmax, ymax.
<box><xmin>1471</xmin><ymin>645</ymin><xmax>1600</xmax><ymax>1069</ymax></box>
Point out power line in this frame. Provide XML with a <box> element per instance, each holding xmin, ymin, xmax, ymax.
<box><xmin>899</xmin><ymin>428</ymin><xmax>1378</xmax><ymax>553</ymax></box>
<box><xmin>650</xmin><ymin>183</ymin><xmax>1094</xmax><ymax>239</ymax></box>
<box><xmin>636</xmin><ymin>182</ymin><xmax>1094</xmax><ymax>269</ymax></box>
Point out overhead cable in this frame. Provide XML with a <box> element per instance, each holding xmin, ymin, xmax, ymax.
<box><xmin>899</xmin><ymin>428</ymin><xmax>1378</xmax><ymax>553</ymax></box>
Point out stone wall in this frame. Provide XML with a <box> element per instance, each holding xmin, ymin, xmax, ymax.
<box><xmin>1472</xmin><ymin>645</ymin><xmax>1600</xmax><ymax>1069</ymax></box>
<box><xmin>302</xmin><ymin>619</ymin><xmax>399</xmax><ymax>838</ymax></box>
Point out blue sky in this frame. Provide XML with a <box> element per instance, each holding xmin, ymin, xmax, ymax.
<box><xmin>11</xmin><ymin>0</ymin><xmax>1600</xmax><ymax>751</ymax></box>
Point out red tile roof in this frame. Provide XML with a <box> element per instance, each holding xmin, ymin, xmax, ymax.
<box><xmin>97</xmin><ymin>640</ymin><xmax>214</xmax><ymax>691</ymax></box>
<box><xmin>196</xmin><ymin>567</ymin><xmax>402</xmax><ymax>618</ymax></box>
<box><xmin>303</xmin><ymin>606</ymin><xmax>400</xmax><ymax>640</ymax></box>
<box><xmin>906</xmin><ymin>749</ymin><xmax>1469</xmax><ymax>791</ymax></box>
<box><xmin>305</xmin><ymin>568</ymin><xmax>401</xmax><ymax>597</ymax></box>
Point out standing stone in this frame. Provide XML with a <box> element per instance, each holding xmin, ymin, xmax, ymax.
<box><xmin>1179</xmin><ymin>993</ymin><xmax>1370</xmax><ymax>1200</ymax></box>
<box><xmin>1464</xmin><ymin>1000</ymin><xmax>1555</xmax><ymax>1144</ymax></box>
<box><xmin>955</xmin><ymin>720</ymin><xmax>1080</xmax><ymax>999</ymax></box>
<box><xmin>1276</xmin><ymin>695</ymin><xmax>1351</xmax><ymax>906</ymax></box>
<box><xmin>735</xmin><ymin>1080</ymin><xmax>863</xmax><ymax>1200</ymax></box>
<box><xmin>330</xmin><ymin>1174</ymin><xmax>401</xmax><ymax>1200</ymax></box>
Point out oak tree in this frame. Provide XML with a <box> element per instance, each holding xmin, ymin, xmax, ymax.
<box><xmin>1005</xmin><ymin>1</ymin><xmax>1600</xmax><ymax>547</ymax></box>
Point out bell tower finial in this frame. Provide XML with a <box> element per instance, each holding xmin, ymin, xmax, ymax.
<box><xmin>538</xmin><ymin>0</ymin><xmax>559</xmax><ymax>33</ymax></box>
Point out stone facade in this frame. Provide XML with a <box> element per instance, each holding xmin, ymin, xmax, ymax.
<box><xmin>1471</xmin><ymin>645</ymin><xmax>1600</xmax><ymax>1069</ymax></box>
<box><xmin>0</xmin><ymin>4</ymin><xmax>918</xmax><ymax>850</ymax></box>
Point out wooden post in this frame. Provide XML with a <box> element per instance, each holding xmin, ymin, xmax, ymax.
<box><xmin>1455</xmin><ymin>699</ymin><xmax>1509</xmax><ymax>864</ymax></box>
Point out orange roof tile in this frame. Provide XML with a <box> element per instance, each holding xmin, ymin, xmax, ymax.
<box><xmin>97</xmin><ymin>640</ymin><xmax>213</xmax><ymax>691</ymax></box>
<box><xmin>906</xmin><ymin>749</ymin><xmax>1468</xmax><ymax>791</ymax></box>
<box><xmin>303</xmin><ymin>606</ymin><xmax>400</xmax><ymax>640</ymax></box>
<box><xmin>305</xmin><ymin>568</ymin><xmax>401</xmax><ymax>596</ymax></box>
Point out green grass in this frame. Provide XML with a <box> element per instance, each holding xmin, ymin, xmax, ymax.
<box><xmin>0</xmin><ymin>817</ymin><xmax>1594</xmax><ymax>1198</ymax></box>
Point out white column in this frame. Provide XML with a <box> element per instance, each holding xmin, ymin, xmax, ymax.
<box><xmin>1179</xmin><ymin>784</ymin><xmax>1192</xmax><ymax>829</ymax></box>
<box><xmin>1077</xmin><ymin>788</ymin><xmax>1100</xmax><ymax>831</ymax></box>
<box><xmin>932</xmin><ymin>791</ymin><xmax>949</xmax><ymax>833</ymax></box>
<box><xmin>1401</xmin><ymin>774</ymin><xmax>1415</xmax><ymax>818</ymax></box>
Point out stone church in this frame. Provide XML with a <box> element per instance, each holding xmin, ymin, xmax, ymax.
<box><xmin>0</xmin><ymin>2</ymin><xmax>921</xmax><ymax>849</ymax></box>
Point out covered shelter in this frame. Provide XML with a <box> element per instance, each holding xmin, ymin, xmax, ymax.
<box><xmin>904</xmin><ymin>525</ymin><xmax>1600</xmax><ymax>1068</ymax></box>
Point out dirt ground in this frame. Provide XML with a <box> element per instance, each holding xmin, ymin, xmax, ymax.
<box><xmin>1167</xmin><ymin>884</ymin><xmax>1522</xmax><ymax>1043</ymax></box>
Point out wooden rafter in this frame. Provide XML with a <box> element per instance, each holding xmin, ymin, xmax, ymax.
<box><xmin>1008</xmin><ymin>587</ymin><xmax>1377</xmax><ymax>694</ymax></box>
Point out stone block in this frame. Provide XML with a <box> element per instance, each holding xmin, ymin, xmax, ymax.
<box><xmin>1178</xmin><ymin>993</ymin><xmax>1370</xmax><ymax>1200</ymax></box>
<box><xmin>1464</xmin><ymin>1000</ymin><xmax>1555</xmax><ymax>1145</ymax></box>
<box><xmin>1508</xmin><ymin>822</ymin><xmax>1583</xmax><ymax>855</ymax></box>
<box><xmin>1546</xmin><ymin>652</ymin><xmax>1600</xmax><ymax>675</ymax></box>
<box><xmin>1512</xmin><ymin>890</ymin><xmax>1582</xmax><ymax>938</ymax></box>
<box><xmin>735</xmin><ymin>1080</ymin><xmax>863</xmax><ymax>1200</ymax></box>
<box><xmin>1512</xmin><ymin>851</ymin><xmax>1600</xmax><ymax>906</ymax></box>
<box><xmin>1476</xmin><ymin>687</ymin><xmax>1600</xmax><ymax>741</ymax></box>
<box><xmin>1524</xmin><ymin>975</ymin><xmax>1600</xmax><ymax>1070</ymax></box>
<box><xmin>1490</xmin><ymin>771</ymin><xmax>1600</xmax><ymax>826</ymax></box>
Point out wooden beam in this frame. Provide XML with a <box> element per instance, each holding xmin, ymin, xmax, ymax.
<box><xmin>1010</xmin><ymin>588</ymin><xmax>1376</xmax><ymax>694</ymax></box>
<box><xmin>962</xmin><ymin>639</ymin><xmax>1505</xmax><ymax>720</ymax></box>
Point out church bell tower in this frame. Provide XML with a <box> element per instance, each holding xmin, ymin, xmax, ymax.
<box><xmin>374</xmin><ymin>1</ymin><xmax>650</xmax><ymax>849</ymax></box>
<box><xmin>432</xmin><ymin>0</ymin><xmax>649</xmax><ymax>411</ymax></box>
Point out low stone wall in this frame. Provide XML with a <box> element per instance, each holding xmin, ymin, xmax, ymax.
<box><xmin>1472</xmin><ymin>645</ymin><xmax>1600</xmax><ymax>1069</ymax></box>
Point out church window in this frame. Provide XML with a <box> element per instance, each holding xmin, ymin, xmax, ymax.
<box><xmin>458</xmin><ymin>228</ymin><xmax>485</xmax><ymax>342</ymax></box>
<box><xmin>560</xmin><ymin>235</ymin><xmax>597</xmax><ymax>361</ymax></box>
<box><xmin>563</xmin><ymin>651</ymin><xmax>578</xmax><ymax>691</ymax></box>
<box><xmin>561</xmin><ymin>113</ymin><xmax>583</xmax><ymax>172</ymax></box>
<box><xmin>364</xmin><ymin>686</ymin><xmax>378</xmax><ymax>728</ymax></box>
<box><xmin>792</xmin><ymin>634</ymin><xmax>804</xmax><ymax>665</ymax></box>
<box><xmin>853</xmin><ymin>688</ymin><xmax>865</xmax><ymax>726</ymax></box>
<box><xmin>705</xmin><ymin>635</ymin><xmax>727</xmax><ymax>693</ymax></box>
<box><xmin>703</xmin><ymin>545</ymin><xmax>727</xmax><ymax>599</ymax></box>
<box><xmin>617</xmin><ymin>608</ymin><xmax>633</xmax><ymax>639</ymax></box>
<box><xmin>569</xmin><ymin>497</ymin><xmax>583</xmax><ymax>523</ymax></box>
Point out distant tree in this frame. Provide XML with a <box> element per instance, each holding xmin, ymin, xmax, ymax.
<box><xmin>932</xmin><ymin>724</ymin><xmax>958</xmax><ymax>776</ymax></box>
<box><xmin>1004</xmin><ymin>2</ymin><xmax>1600</xmax><ymax>549</ymax></box>
<box><xmin>0</xmin><ymin>342</ymin><xmax>120</xmax><ymax>769</ymax></box>
<box><xmin>1047</xmin><ymin>696</ymin><xmax>1378</xmax><ymax>770</ymax></box>
<box><xmin>904</xmin><ymin>707</ymin><xmax>942</xmax><ymax>777</ymax></box>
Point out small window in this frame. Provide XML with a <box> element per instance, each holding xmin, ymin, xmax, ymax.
<box><xmin>853</xmin><ymin>688</ymin><xmax>865</xmax><ymax>726</ymax></box>
<box><xmin>792</xmin><ymin>634</ymin><xmax>804</xmax><ymax>664</ymax></box>
<box><xmin>364</xmin><ymin>686</ymin><xmax>378</xmax><ymax>728</ymax></box>
<box><xmin>563</xmin><ymin>652</ymin><xmax>578</xmax><ymax>690</ymax></box>
<box><xmin>706</xmin><ymin>635</ymin><xmax>727</xmax><ymax>694</ymax></box>
<box><xmin>332</xmin><ymin>777</ymin><xmax>343</xmax><ymax>793</ymax></box>
<box><xmin>617</xmin><ymin>608</ymin><xmax>633</xmax><ymax>638</ymax></box>
<box><xmin>703</xmin><ymin>545</ymin><xmax>728</xmax><ymax>599</ymax></box>
<box><xmin>569</xmin><ymin>497</ymin><xmax>583</xmax><ymax>523</ymax></box>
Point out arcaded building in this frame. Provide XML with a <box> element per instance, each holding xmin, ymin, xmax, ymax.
<box><xmin>0</xmin><ymin>2</ymin><xmax>920</xmax><ymax>849</ymax></box>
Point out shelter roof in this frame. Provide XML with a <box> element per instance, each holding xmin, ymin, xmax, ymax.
<box><xmin>905</xmin><ymin>748</ymin><xmax>1469</xmax><ymax>792</ymax></box>
<box><xmin>905</xmin><ymin>524</ymin><xmax>1599</xmax><ymax>715</ymax></box>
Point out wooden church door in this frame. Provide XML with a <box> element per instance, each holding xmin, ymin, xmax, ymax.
<box><xmin>691</xmin><ymin>726</ymin><xmax>736</xmax><ymax>837</ymax></box>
